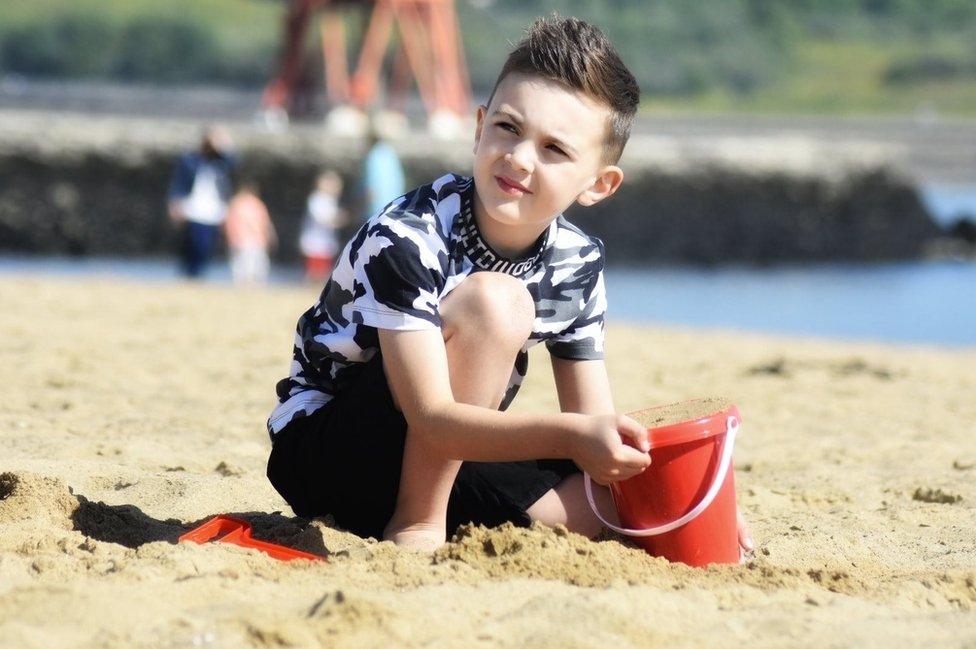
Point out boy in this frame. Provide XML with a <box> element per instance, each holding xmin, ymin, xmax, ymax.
<box><xmin>267</xmin><ymin>16</ymin><xmax>752</xmax><ymax>553</ymax></box>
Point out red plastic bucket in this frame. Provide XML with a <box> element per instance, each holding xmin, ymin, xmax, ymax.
<box><xmin>585</xmin><ymin>401</ymin><xmax>741</xmax><ymax>567</ymax></box>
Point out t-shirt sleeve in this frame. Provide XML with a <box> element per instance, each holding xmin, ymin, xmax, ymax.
<box><xmin>347</xmin><ymin>213</ymin><xmax>446</xmax><ymax>331</ymax></box>
<box><xmin>545</xmin><ymin>246</ymin><xmax>607</xmax><ymax>361</ymax></box>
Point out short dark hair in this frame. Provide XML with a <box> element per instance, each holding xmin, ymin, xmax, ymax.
<box><xmin>487</xmin><ymin>15</ymin><xmax>640</xmax><ymax>164</ymax></box>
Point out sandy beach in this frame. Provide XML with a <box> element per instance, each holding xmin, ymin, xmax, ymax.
<box><xmin>1</xmin><ymin>276</ymin><xmax>974</xmax><ymax>648</ymax></box>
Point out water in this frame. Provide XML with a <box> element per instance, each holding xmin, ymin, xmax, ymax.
<box><xmin>605</xmin><ymin>262</ymin><xmax>976</xmax><ymax>347</ymax></box>
<box><xmin>0</xmin><ymin>255</ymin><xmax>304</xmax><ymax>285</ymax></box>
<box><xmin>1</xmin><ymin>255</ymin><xmax>973</xmax><ymax>347</ymax></box>
<box><xmin>920</xmin><ymin>184</ymin><xmax>976</xmax><ymax>227</ymax></box>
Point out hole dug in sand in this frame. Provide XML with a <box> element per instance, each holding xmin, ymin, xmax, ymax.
<box><xmin>72</xmin><ymin>499</ymin><xmax>186</xmax><ymax>548</ymax></box>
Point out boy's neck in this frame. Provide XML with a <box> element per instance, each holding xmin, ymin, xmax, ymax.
<box><xmin>472</xmin><ymin>190</ymin><xmax>552</xmax><ymax>260</ymax></box>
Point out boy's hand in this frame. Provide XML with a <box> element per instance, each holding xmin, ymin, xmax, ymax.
<box><xmin>571</xmin><ymin>414</ymin><xmax>651</xmax><ymax>485</ymax></box>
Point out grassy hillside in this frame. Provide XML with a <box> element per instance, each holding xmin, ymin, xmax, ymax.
<box><xmin>648</xmin><ymin>40</ymin><xmax>976</xmax><ymax>115</ymax></box>
<box><xmin>0</xmin><ymin>0</ymin><xmax>279</xmax><ymax>46</ymax></box>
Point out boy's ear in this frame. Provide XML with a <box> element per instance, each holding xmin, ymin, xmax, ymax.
<box><xmin>473</xmin><ymin>104</ymin><xmax>487</xmax><ymax>154</ymax></box>
<box><xmin>577</xmin><ymin>165</ymin><xmax>624</xmax><ymax>207</ymax></box>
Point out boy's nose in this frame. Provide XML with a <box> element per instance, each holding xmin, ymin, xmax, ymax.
<box><xmin>504</xmin><ymin>143</ymin><xmax>534</xmax><ymax>173</ymax></box>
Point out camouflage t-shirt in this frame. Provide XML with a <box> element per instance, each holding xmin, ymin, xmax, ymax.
<box><xmin>268</xmin><ymin>174</ymin><xmax>606</xmax><ymax>436</ymax></box>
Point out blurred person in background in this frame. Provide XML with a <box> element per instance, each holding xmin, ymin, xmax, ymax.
<box><xmin>299</xmin><ymin>169</ymin><xmax>347</xmax><ymax>282</ymax></box>
<box><xmin>360</xmin><ymin>122</ymin><xmax>404</xmax><ymax>222</ymax></box>
<box><xmin>167</xmin><ymin>126</ymin><xmax>237</xmax><ymax>278</ymax></box>
<box><xmin>224</xmin><ymin>180</ymin><xmax>277</xmax><ymax>285</ymax></box>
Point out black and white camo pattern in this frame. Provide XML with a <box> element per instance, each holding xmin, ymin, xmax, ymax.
<box><xmin>268</xmin><ymin>174</ymin><xmax>606</xmax><ymax>436</ymax></box>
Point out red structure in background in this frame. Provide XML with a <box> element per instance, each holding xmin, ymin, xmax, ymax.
<box><xmin>261</xmin><ymin>0</ymin><xmax>471</xmax><ymax>131</ymax></box>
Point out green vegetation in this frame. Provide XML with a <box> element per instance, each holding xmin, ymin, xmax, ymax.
<box><xmin>0</xmin><ymin>0</ymin><xmax>279</xmax><ymax>85</ymax></box>
<box><xmin>1</xmin><ymin>0</ymin><xmax>975</xmax><ymax>115</ymax></box>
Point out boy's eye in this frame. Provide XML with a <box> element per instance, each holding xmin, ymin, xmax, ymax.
<box><xmin>495</xmin><ymin>122</ymin><xmax>517</xmax><ymax>133</ymax></box>
<box><xmin>546</xmin><ymin>144</ymin><xmax>567</xmax><ymax>156</ymax></box>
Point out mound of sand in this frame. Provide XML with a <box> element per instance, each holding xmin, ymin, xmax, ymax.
<box><xmin>0</xmin><ymin>472</ymin><xmax>79</xmax><ymax>527</ymax></box>
<box><xmin>1</xmin><ymin>277</ymin><xmax>975</xmax><ymax>647</ymax></box>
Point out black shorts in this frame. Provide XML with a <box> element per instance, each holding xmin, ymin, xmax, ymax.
<box><xmin>266</xmin><ymin>354</ymin><xmax>580</xmax><ymax>540</ymax></box>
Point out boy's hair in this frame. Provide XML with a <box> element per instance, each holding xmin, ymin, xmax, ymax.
<box><xmin>487</xmin><ymin>15</ymin><xmax>640</xmax><ymax>164</ymax></box>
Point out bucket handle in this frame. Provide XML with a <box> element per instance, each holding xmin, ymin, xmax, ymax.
<box><xmin>584</xmin><ymin>415</ymin><xmax>739</xmax><ymax>537</ymax></box>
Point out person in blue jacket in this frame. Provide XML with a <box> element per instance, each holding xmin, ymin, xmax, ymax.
<box><xmin>167</xmin><ymin>127</ymin><xmax>237</xmax><ymax>278</ymax></box>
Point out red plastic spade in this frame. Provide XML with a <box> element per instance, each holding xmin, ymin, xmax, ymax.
<box><xmin>179</xmin><ymin>515</ymin><xmax>325</xmax><ymax>562</ymax></box>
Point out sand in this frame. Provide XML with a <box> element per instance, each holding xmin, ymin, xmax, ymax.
<box><xmin>1</xmin><ymin>276</ymin><xmax>974</xmax><ymax>648</ymax></box>
<box><xmin>629</xmin><ymin>397</ymin><xmax>732</xmax><ymax>429</ymax></box>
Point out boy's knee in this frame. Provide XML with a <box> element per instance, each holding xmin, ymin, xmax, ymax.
<box><xmin>443</xmin><ymin>272</ymin><xmax>534</xmax><ymax>343</ymax></box>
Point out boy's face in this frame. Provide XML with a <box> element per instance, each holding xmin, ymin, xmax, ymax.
<box><xmin>473</xmin><ymin>73</ymin><xmax>623</xmax><ymax>234</ymax></box>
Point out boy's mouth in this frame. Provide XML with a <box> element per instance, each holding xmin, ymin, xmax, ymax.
<box><xmin>495</xmin><ymin>175</ymin><xmax>532</xmax><ymax>196</ymax></box>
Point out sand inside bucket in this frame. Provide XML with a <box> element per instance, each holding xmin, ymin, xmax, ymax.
<box><xmin>628</xmin><ymin>397</ymin><xmax>731</xmax><ymax>430</ymax></box>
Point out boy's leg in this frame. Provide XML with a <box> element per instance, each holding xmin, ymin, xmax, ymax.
<box><xmin>382</xmin><ymin>272</ymin><xmax>535</xmax><ymax>550</ymax></box>
<box><xmin>525</xmin><ymin>473</ymin><xmax>618</xmax><ymax>539</ymax></box>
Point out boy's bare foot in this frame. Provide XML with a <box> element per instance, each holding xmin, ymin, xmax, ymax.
<box><xmin>383</xmin><ymin>520</ymin><xmax>446</xmax><ymax>553</ymax></box>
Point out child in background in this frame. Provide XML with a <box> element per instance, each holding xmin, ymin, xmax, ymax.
<box><xmin>299</xmin><ymin>170</ymin><xmax>347</xmax><ymax>281</ymax></box>
<box><xmin>224</xmin><ymin>181</ymin><xmax>277</xmax><ymax>285</ymax></box>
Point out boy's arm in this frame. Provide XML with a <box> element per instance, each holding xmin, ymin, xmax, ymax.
<box><xmin>378</xmin><ymin>328</ymin><xmax>651</xmax><ymax>483</ymax></box>
<box><xmin>550</xmin><ymin>356</ymin><xmax>615</xmax><ymax>416</ymax></box>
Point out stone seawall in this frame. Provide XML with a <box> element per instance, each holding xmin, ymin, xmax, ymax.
<box><xmin>0</xmin><ymin>110</ymin><xmax>940</xmax><ymax>265</ymax></box>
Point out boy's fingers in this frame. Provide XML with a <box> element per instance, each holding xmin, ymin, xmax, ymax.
<box><xmin>617</xmin><ymin>446</ymin><xmax>652</xmax><ymax>470</ymax></box>
<box><xmin>615</xmin><ymin>415</ymin><xmax>650</xmax><ymax>453</ymax></box>
<box><xmin>607</xmin><ymin>464</ymin><xmax>646</xmax><ymax>482</ymax></box>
